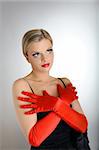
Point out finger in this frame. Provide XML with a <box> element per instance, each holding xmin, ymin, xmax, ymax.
<box><xmin>72</xmin><ymin>87</ymin><xmax>76</xmax><ymax>91</ymax></box>
<box><xmin>24</xmin><ymin>109</ymin><xmax>36</xmax><ymax>115</ymax></box>
<box><xmin>74</xmin><ymin>95</ymin><xmax>78</xmax><ymax>99</ymax></box>
<box><xmin>66</xmin><ymin>86</ymin><xmax>76</xmax><ymax>93</ymax></box>
<box><xmin>74</xmin><ymin>91</ymin><xmax>77</xmax><ymax>95</ymax></box>
<box><xmin>21</xmin><ymin>91</ymin><xmax>38</xmax><ymax>98</ymax></box>
<box><xmin>20</xmin><ymin>103</ymin><xmax>37</xmax><ymax>109</ymax></box>
<box><xmin>66</xmin><ymin>84</ymin><xmax>75</xmax><ymax>90</ymax></box>
<box><xmin>66</xmin><ymin>83</ymin><xmax>73</xmax><ymax>88</ymax></box>
<box><xmin>57</xmin><ymin>84</ymin><xmax>64</xmax><ymax>96</ymax></box>
<box><xmin>68</xmin><ymin>85</ymin><xmax>77</xmax><ymax>93</ymax></box>
<box><xmin>73</xmin><ymin>95</ymin><xmax>79</xmax><ymax>100</ymax></box>
<box><xmin>43</xmin><ymin>90</ymin><xmax>49</xmax><ymax>96</ymax></box>
<box><xmin>72</xmin><ymin>90</ymin><xmax>78</xmax><ymax>96</ymax></box>
<box><xmin>68</xmin><ymin>89</ymin><xmax>78</xmax><ymax>96</ymax></box>
<box><xmin>17</xmin><ymin>96</ymin><xmax>37</xmax><ymax>103</ymax></box>
<box><xmin>76</xmin><ymin>95</ymin><xmax>78</xmax><ymax>99</ymax></box>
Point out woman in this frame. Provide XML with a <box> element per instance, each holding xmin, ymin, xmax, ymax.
<box><xmin>12</xmin><ymin>29</ymin><xmax>90</xmax><ymax>149</ymax></box>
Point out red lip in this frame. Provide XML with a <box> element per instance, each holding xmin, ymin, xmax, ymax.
<box><xmin>41</xmin><ymin>63</ymin><xmax>50</xmax><ymax>68</ymax></box>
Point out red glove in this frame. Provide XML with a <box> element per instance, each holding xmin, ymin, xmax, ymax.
<box><xmin>28</xmin><ymin>91</ymin><xmax>61</xmax><ymax>147</ymax></box>
<box><xmin>41</xmin><ymin>84</ymin><xmax>88</xmax><ymax>133</ymax></box>
<box><xmin>17</xmin><ymin>83</ymin><xmax>77</xmax><ymax>115</ymax></box>
<box><xmin>57</xmin><ymin>83</ymin><xmax>78</xmax><ymax>105</ymax></box>
<box><xmin>28</xmin><ymin>112</ymin><xmax>61</xmax><ymax>147</ymax></box>
<box><xmin>51</xmin><ymin>84</ymin><xmax>88</xmax><ymax>133</ymax></box>
<box><xmin>18</xmin><ymin>92</ymin><xmax>58</xmax><ymax>114</ymax></box>
<box><xmin>17</xmin><ymin>83</ymin><xmax>87</xmax><ymax>133</ymax></box>
<box><xmin>17</xmin><ymin>85</ymin><xmax>77</xmax><ymax>147</ymax></box>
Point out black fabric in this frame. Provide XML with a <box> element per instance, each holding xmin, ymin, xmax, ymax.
<box><xmin>71</xmin><ymin>128</ymin><xmax>91</xmax><ymax>150</ymax></box>
<box><xmin>23</xmin><ymin>77</ymin><xmax>91</xmax><ymax>150</ymax></box>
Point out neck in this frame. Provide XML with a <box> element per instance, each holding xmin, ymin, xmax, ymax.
<box><xmin>30</xmin><ymin>70</ymin><xmax>51</xmax><ymax>82</ymax></box>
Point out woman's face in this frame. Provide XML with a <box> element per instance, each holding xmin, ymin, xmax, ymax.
<box><xmin>26</xmin><ymin>38</ymin><xmax>54</xmax><ymax>73</ymax></box>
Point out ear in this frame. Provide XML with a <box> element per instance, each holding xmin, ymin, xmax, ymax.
<box><xmin>26</xmin><ymin>57</ymin><xmax>30</xmax><ymax>63</ymax></box>
<box><xmin>25</xmin><ymin>54</ymin><xmax>30</xmax><ymax>63</ymax></box>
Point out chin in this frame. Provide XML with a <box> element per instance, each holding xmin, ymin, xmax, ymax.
<box><xmin>42</xmin><ymin>68</ymin><xmax>51</xmax><ymax>72</ymax></box>
<box><xmin>41</xmin><ymin>66</ymin><xmax>51</xmax><ymax>72</ymax></box>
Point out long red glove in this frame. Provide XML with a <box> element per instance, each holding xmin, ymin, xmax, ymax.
<box><xmin>56</xmin><ymin>84</ymin><xmax>88</xmax><ymax>133</ymax></box>
<box><xmin>18</xmin><ymin>83</ymin><xmax>88</xmax><ymax>133</ymax></box>
<box><xmin>28</xmin><ymin>111</ymin><xmax>61</xmax><ymax>147</ymax></box>
<box><xmin>17</xmin><ymin>84</ymin><xmax>77</xmax><ymax>147</ymax></box>
<box><xmin>20</xmin><ymin>91</ymin><xmax>61</xmax><ymax>147</ymax></box>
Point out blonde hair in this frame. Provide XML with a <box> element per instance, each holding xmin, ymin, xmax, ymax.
<box><xmin>22</xmin><ymin>29</ymin><xmax>53</xmax><ymax>58</ymax></box>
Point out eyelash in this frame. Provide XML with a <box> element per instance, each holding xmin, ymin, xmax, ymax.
<box><xmin>47</xmin><ymin>48</ymin><xmax>53</xmax><ymax>52</ymax></box>
<box><xmin>32</xmin><ymin>52</ymin><xmax>39</xmax><ymax>57</ymax></box>
<box><xmin>32</xmin><ymin>49</ymin><xmax>53</xmax><ymax>57</ymax></box>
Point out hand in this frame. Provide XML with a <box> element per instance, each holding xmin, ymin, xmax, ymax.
<box><xmin>17</xmin><ymin>91</ymin><xmax>59</xmax><ymax>114</ymax></box>
<box><xmin>17</xmin><ymin>83</ymin><xmax>77</xmax><ymax>115</ymax></box>
<box><xmin>57</xmin><ymin>83</ymin><xmax>78</xmax><ymax>105</ymax></box>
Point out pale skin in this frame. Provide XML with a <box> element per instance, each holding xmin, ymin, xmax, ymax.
<box><xmin>12</xmin><ymin>38</ymin><xmax>84</xmax><ymax>143</ymax></box>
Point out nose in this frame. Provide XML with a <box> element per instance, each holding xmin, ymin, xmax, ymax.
<box><xmin>41</xmin><ymin>54</ymin><xmax>47</xmax><ymax>62</ymax></box>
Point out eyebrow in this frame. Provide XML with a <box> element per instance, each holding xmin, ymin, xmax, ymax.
<box><xmin>31</xmin><ymin>47</ymin><xmax>52</xmax><ymax>53</ymax></box>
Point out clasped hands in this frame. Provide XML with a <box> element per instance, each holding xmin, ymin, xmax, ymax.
<box><xmin>17</xmin><ymin>83</ymin><xmax>78</xmax><ymax>115</ymax></box>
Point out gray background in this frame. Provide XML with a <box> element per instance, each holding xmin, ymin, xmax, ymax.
<box><xmin>0</xmin><ymin>0</ymin><xmax>99</xmax><ymax>150</ymax></box>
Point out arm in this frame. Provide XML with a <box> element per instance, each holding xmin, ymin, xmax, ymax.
<box><xmin>55</xmin><ymin>78</ymin><xmax>88</xmax><ymax>133</ymax></box>
<box><xmin>28</xmin><ymin>112</ymin><xmax>61</xmax><ymax>147</ymax></box>
<box><xmin>18</xmin><ymin>82</ymin><xmax>88</xmax><ymax>133</ymax></box>
<box><xmin>54</xmin><ymin>98</ymin><xmax>88</xmax><ymax>133</ymax></box>
<box><xmin>12</xmin><ymin>79</ymin><xmax>61</xmax><ymax>147</ymax></box>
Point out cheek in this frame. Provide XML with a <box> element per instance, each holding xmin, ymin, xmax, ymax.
<box><xmin>50</xmin><ymin>54</ymin><xmax>54</xmax><ymax>62</ymax></box>
<box><xmin>29</xmin><ymin>56</ymin><xmax>40</xmax><ymax>65</ymax></box>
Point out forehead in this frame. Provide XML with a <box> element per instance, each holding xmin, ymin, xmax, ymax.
<box><xmin>27</xmin><ymin>38</ymin><xmax>52</xmax><ymax>53</ymax></box>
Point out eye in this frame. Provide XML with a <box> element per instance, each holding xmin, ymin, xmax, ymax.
<box><xmin>32</xmin><ymin>52</ymin><xmax>40</xmax><ymax>57</ymax></box>
<box><xmin>47</xmin><ymin>48</ymin><xmax>53</xmax><ymax>53</ymax></box>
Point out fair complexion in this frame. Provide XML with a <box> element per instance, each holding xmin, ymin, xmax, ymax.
<box><xmin>26</xmin><ymin>38</ymin><xmax>54</xmax><ymax>82</ymax></box>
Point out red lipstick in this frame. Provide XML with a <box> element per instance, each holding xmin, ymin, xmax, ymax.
<box><xmin>41</xmin><ymin>63</ymin><xmax>50</xmax><ymax>68</ymax></box>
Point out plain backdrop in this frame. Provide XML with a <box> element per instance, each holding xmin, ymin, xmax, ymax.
<box><xmin>0</xmin><ymin>0</ymin><xmax>99</xmax><ymax>150</ymax></box>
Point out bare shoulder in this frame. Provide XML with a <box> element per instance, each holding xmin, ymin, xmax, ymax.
<box><xmin>12</xmin><ymin>78</ymin><xmax>25</xmax><ymax>102</ymax></box>
<box><xmin>12</xmin><ymin>78</ymin><xmax>27</xmax><ymax>88</ymax></box>
<box><xmin>12</xmin><ymin>78</ymin><xmax>30</xmax><ymax>104</ymax></box>
<box><xmin>12</xmin><ymin>77</ymin><xmax>33</xmax><ymax>96</ymax></box>
<box><xmin>12</xmin><ymin>78</ymin><xmax>37</xmax><ymax>141</ymax></box>
<box><xmin>60</xmin><ymin>77</ymin><xmax>71</xmax><ymax>85</ymax></box>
